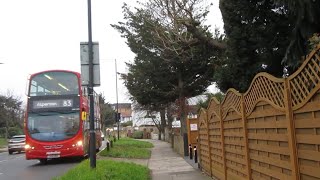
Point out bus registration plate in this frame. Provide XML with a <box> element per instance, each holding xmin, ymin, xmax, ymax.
<box><xmin>46</xmin><ymin>151</ymin><xmax>61</xmax><ymax>158</ymax></box>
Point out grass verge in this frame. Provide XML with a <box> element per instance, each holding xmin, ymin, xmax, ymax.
<box><xmin>53</xmin><ymin>159</ymin><xmax>151</xmax><ymax>180</ymax></box>
<box><xmin>99</xmin><ymin>138</ymin><xmax>153</xmax><ymax>159</ymax></box>
<box><xmin>113</xmin><ymin>138</ymin><xmax>154</xmax><ymax>148</ymax></box>
<box><xmin>0</xmin><ymin>138</ymin><xmax>7</xmax><ymax>148</ymax></box>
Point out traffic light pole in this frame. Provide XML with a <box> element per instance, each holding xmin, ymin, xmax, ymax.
<box><xmin>87</xmin><ymin>0</ymin><xmax>96</xmax><ymax>168</ymax></box>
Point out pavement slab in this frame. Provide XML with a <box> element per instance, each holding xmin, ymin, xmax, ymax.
<box><xmin>146</xmin><ymin>139</ymin><xmax>212</xmax><ymax>180</ymax></box>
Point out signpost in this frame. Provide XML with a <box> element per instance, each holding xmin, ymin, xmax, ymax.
<box><xmin>81</xmin><ymin>0</ymin><xmax>101</xmax><ymax>169</ymax></box>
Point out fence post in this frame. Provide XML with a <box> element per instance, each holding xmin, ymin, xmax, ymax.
<box><xmin>284</xmin><ymin>79</ymin><xmax>299</xmax><ymax>179</ymax></box>
<box><xmin>189</xmin><ymin>144</ymin><xmax>193</xmax><ymax>159</ymax></box>
<box><xmin>219</xmin><ymin>103</ymin><xmax>227</xmax><ymax>179</ymax></box>
<box><xmin>206</xmin><ymin>111</ymin><xmax>213</xmax><ymax>177</ymax></box>
<box><xmin>197</xmin><ymin>135</ymin><xmax>201</xmax><ymax>169</ymax></box>
<box><xmin>194</xmin><ymin>146</ymin><xmax>198</xmax><ymax>163</ymax></box>
<box><xmin>241</xmin><ymin>95</ymin><xmax>251</xmax><ymax>180</ymax></box>
<box><xmin>197</xmin><ymin>121</ymin><xmax>202</xmax><ymax>170</ymax></box>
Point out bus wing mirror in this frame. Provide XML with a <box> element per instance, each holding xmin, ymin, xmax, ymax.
<box><xmin>81</xmin><ymin>111</ymin><xmax>87</xmax><ymax>121</ymax></box>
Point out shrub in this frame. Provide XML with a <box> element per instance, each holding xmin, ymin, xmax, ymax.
<box><xmin>0</xmin><ymin>128</ymin><xmax>5</xmax><ymax>138</ymax></box>
<box><xmin>8</xmin><ymin>127</ymin><xmax>23</xmax><ymax>137</ymax></box>
<box><xmin>132</xmin><ymin>131</ymin><xmax>143</xmax><ymax>139</ymax></box>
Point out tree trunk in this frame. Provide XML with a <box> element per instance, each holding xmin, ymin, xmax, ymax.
<box><xmin>160</xmin><ymin>108</ymin><xmax>166</xmax><ymax>140</ymax></box>
<box><xmin>178</xmin><ymin>72</ymin><xmax>187</xmax><ymax>135</ymax></box>
<box><xmin>179</xmin><ymin>96</ymin><xmax>187</xmax><ymax>135</ymax></box>
<box><xmin>166</xmin><ymin>105</ymin><xmax>173</xmax><ymax>132</ymax></box>
<box><xmin>158</xmin><ymin>131</ymin><xmax>162</xmax><ymax>140</ymax></box>
<box><xmin>166</xmin><ymin>104</ymin><xmax>174</xmax><ymax>144</ymax></box>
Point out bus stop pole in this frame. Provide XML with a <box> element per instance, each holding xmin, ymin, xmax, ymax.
<box><xmin>87</xmin><ymin>0</ymin><xmax>96</xmax><ymax>168</ymax></box>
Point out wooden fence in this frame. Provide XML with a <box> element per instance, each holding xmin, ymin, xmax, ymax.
<box><xmin>198</xmin><ymin>44</ymin><xmax>320</xmax><ymax>180</ymax></box>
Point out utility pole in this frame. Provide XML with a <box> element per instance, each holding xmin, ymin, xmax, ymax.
<box><xmin>115</xmin><ymin>59</ymin><xmax>120</xmax><ymax>140</ymax></box>
<box><xmin>87</xmin><ymin>0</ymin><xmax>96</xmax><ymax>168</ymax></box>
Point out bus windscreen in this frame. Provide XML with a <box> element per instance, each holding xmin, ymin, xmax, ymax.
<box><xmin>27</xmin><ymin>111</ymin><xmax>80</xmax><ymax>141</ymax></box>
<box><xmin>29</xmin><ymin>72</ymin><xmax>79</xmax><ymax>96</ymax></box>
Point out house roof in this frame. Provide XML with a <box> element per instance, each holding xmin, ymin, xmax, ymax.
<box><xmin>111</xmin><ymin>103</ymin><xmax>132</xmax><ymax>117</ymax></box>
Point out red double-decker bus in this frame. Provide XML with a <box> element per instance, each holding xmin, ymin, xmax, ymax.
<box><xmin>24</xmin><ymin>70</ymin><xmax>102</xmax><ymax>164</ymax></box>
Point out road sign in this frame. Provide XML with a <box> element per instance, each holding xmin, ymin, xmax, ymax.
<box><xmin>80</xmin><ymin>42</ymin><xmax>101</xmax><ymax>87</ymax></box>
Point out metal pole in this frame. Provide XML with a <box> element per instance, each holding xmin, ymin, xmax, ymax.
<box><xmin>115</xmin><ymin>59</ymin><xmax>120</xmax><ymax>140</ymax></box>
<box><xmin>87</xmin><ymin>0</ymin><xmax>96</xmax><ymax>168</ymax></box>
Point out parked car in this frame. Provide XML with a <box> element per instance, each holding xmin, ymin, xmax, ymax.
<box><xmin>8</xmin><ymin>135</ymin><xmax>26</xmax><ymax>155</ymax></box>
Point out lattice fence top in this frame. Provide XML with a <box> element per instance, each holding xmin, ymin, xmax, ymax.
<box><xmin>221</xmin><ymin>89</ymin><xmax>242</xmax><ymax>118</ymax></box>
<box><xmin>198</xmin><ymin>108</ymin><xmax>208</xmax><ymax>128</ymax></box>
<box><xmin>207</xmin><ymin>44</ymin><xmax>320</xmax><ymax>118</ymax></box>
<box><xmin>207</xmin><ymin>97</ymin><xmax>220</xmax><ymax>119</ymax></box>
<box><xmin>288</xmin><ymin>44</ymin><xmax>320</xmax><ymax>110</ymax></box>
<box><xmin>244</xmin><ymin>73</ymin><xmax>285</xmax><ymax>115</ymax></box>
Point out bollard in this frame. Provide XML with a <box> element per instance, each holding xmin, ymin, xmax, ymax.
<box><xmin>110</xmin><ymin>140</ymin><xmax>113</xmax><ymax>148</ymax></box>
<box><xmin>106</xmin><ymin>141</ymin><xmax>110</xmax><ymax>151</ymax></box>
<box><xmin>189</xmin><ymin>144</ymin><xmax>193</xmax><ymax>159</ymax></box>
<box><xmin>194</xmin><ymin>146</ymin><xmax>198</xmax><ymax>163</ymax></box>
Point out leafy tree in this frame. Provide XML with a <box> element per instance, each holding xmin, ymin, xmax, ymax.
<box><xmin>217</xmin><ymin>0</ymin><xmax>294</xmax><ymax>92</ymax></box>
<box><xmin>129</xmin><ymin>101</ymin><xmax>167</xmax><ymax>140</ymax></box>
<box><xmin>216</xmin><ymin>0</ymin><xmax>320</xmax><ymax>92</ymax></box>
<box><xmin>196</xmin><ymin>92</ymin><xmax>224</xmax><ymax>111</ymax></box>
<box><xmin>8</xmin><ymin>127</ymin><xmax>23</xmax><ymax>138</ymax></box>
<box><xmin>272</xmin><ymin>0</ymin><xmax>320</xmax><ymax>68</ymax></box>
<box><xmin>112</xmin><ymin>0</ymin><xmax>223</xmax><ymax>134</ymax></box>
<box><xmin>98</xmin><ymin>94</ymin><xmax>116</xmax><ymax>128</ymax></box>
<box><xmin>0</xmin><ymin>94</ymin><xmax>24</xmax><ymax>138</ymax></box>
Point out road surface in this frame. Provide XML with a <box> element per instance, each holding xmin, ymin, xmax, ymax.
<box><xmin>0</xmin><ymin>141</ymin><xmax>106</xmax><ymax>180</ymax></box>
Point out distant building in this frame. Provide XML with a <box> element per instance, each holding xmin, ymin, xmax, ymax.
<box><xmin>132</xmin><ymin>104</ymin><xmax>199</xmax><ymax>128</ymax></box>
<box><xmin>132</xmin><ymin>111</ymin><xmax>158</xmax><ymax>127</ymax></box>
<box><xmin>111</xmin><ymin>103</ymin><xmax>132</xmax><ymax>122</ymax></box>
<box><xmin>186</xmin><ymin>105</ymin><xmax>199</xmax><ymax>119</ymax></box>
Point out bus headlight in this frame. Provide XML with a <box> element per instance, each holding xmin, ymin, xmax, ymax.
<box><xmin>25</xmin><ymin>144</ymin><xmax>31</xmax><ymax>149</ymax></box>
<box><xmin>77</xmin><ymin>141</ymin><xmax>83</xmax><ymax>146</ymax></box>
<box><xmin>72</xmin><ymin>141</ymin><xmax>83</xmax><ymax>147</ymax></box>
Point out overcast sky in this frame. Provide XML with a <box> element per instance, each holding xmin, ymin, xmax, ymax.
<box><xmin>0</xmin><ymin>0</ymin><xmax>223</xmax><ymax>105</ymax></box>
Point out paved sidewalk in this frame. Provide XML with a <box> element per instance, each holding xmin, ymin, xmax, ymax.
<box><xmin>147</xmin><ymin>140</ymin><xmax>212</xmax><ymax>180</ymax></box>
<box><xmin>0</xmin><ymin>147</ymin><xmax>7</xmax><ymax>153</ymax></box>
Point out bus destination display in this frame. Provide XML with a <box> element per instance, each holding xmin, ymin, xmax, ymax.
<box><xmin>33</xmin><ymin>99</ymin><xmax>73</xmax><ymax>109</ymax></box>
